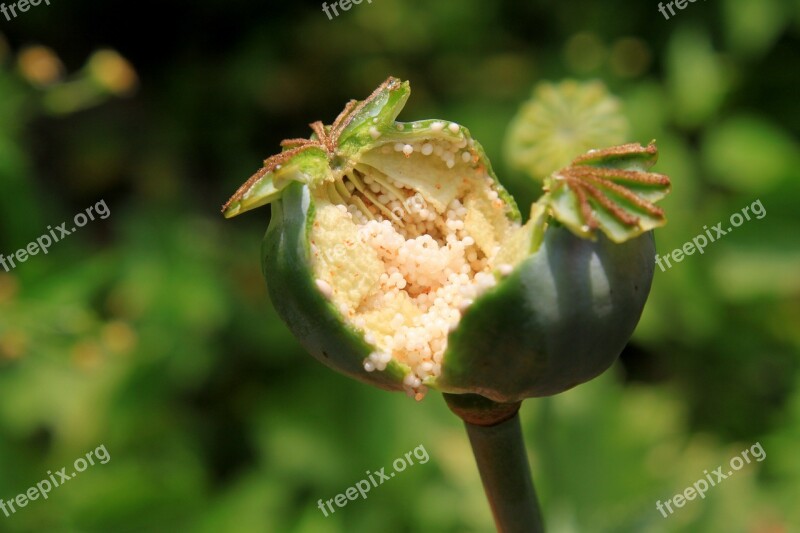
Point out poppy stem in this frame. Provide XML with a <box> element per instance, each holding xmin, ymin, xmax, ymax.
<box><xmin>444</xmin><ymin>393</ymin><xmax>544</xmax><ymax>533</ymax></box>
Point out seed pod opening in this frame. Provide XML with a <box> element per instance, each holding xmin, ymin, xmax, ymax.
<box><xmin>224</xmin><ymin>77</ymin><xmax>670</xmax><ymax>402</ymax></box>
<box><xmin>307</xmin><ymin>124</ymin><xmax>536</xmax><ymax>399</ymax></box>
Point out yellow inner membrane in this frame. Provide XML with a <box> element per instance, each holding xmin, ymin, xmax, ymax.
<box><xmin>309</xmin><ymin>135</ymin><xmax>527</xmax><ymax>399</ymax></box>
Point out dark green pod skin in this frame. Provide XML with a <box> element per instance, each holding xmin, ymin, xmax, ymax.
<box><xmin>262</xmin><ymin>182</ymin><xmax>407</xmax><ymax>392</ymax></box>
<box><xmin>438</xmin><ymin>226</ymin><xmax>655</xmax><ymax>403</ymax></box>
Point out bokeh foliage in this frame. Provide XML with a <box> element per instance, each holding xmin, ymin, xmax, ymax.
<box><xmin>0</xmin><ymin>0</ymin><xmax>798</xmax><ymax>531</ymax></box>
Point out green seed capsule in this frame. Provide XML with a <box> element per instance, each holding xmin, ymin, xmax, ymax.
<box><xmin>224</xmin><ymin>78</ymin><xmax>671</xmax><ymax>401</ymax></box>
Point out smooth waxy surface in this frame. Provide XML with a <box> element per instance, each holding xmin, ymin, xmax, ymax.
<box><xmin>439</xmin><ymin>226</ymin><xmax>655</xmax><ymax>402</ymax></box>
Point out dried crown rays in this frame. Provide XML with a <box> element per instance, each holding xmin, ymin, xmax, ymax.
<box><xmin>548</xmin><ymin>142</ymin><xmax>671</xmax><ymax>242</ymax></box>
<box><xmin>224</xmin><ymin>77</ymin><xmax>671</xmax><ymax>402</ymax></box>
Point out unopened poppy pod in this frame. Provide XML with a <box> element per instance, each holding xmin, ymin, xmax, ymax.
<box><xmin>223</xmin><ymin>77</ymin><xmax>670</xmax><ymax>403</ymax></box>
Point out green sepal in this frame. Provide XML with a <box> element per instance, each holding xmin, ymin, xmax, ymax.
<box><xmin>223</xmin><ymin>147</ymin><xmax>331</xmax><ymax>219</ymax></box>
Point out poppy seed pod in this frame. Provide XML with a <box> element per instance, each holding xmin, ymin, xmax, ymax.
<box><xmin>223</xmin><ymin>77</ymin><xmax>670</xmax><ymax>402</ymax></box>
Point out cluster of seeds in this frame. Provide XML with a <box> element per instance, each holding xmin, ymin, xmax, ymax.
<box><xmin>311</xmin><ymin>122</ymin><xmax>516</xmax><ymax>399</ymax></box>
<box><xmin>320</xmin><ymin>158</ymin><xmax>507</xmax><ymax>399</ymax></box>
<box><xmin>357</xmin><ymin>200</ymin><xmax>491</xmax><ymax>297</ymax></box>
<box><xmin>378</xmin><ymin>125</ymin><xmax>473</xmax><ymax>170</ymax></box>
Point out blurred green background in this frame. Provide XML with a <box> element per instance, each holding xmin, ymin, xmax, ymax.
<box><xmin>0</xmin><ymin>0</ymin><xmax>798</xmax><ymax>531</ymax></box>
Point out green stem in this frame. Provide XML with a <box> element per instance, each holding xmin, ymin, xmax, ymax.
<box><xmin>444</xmin><ymin>394</ymin><xmax>544</xmax><ymax>533</ymax></box>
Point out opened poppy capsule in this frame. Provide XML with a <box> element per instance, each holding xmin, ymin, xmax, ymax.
<box><xmin>223</xmin><ymin>77</ymin><xmax>671</xmax><ymax>403</ymax></box>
